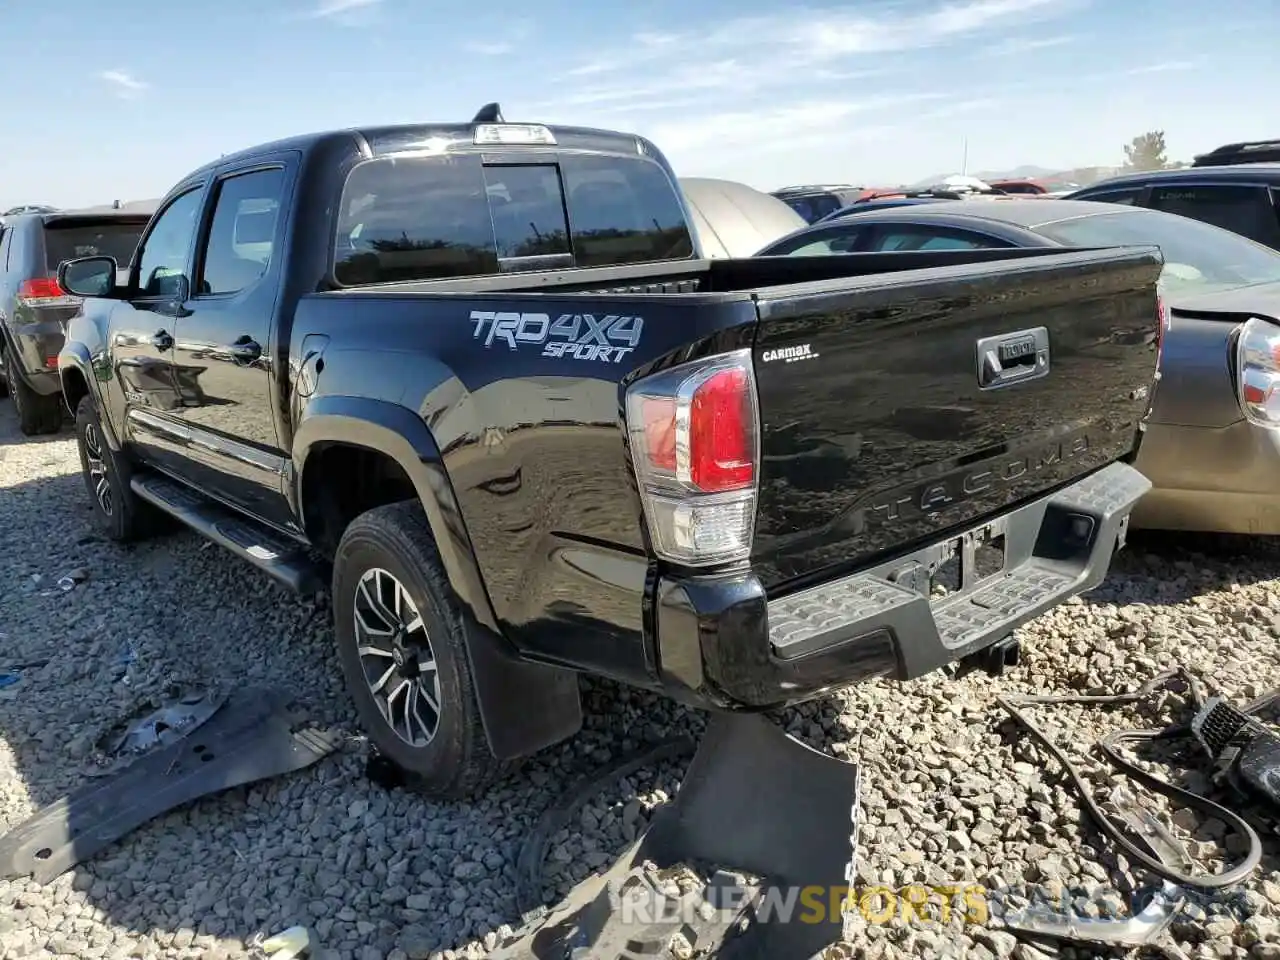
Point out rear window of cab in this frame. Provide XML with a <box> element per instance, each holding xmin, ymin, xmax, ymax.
<box><xmin>332</xmin><ymin>153</ymin><xmax>695</xmax><ymax>285</ymax></box>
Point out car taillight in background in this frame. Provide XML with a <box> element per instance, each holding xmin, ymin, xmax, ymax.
<box><xmin>16</xmin><ymin>277</ymin><xmax>80</xmax><ymax>308</ymax></box>
<box><xmin>1236</xmin><ymin>316</ymin><xmax>1280</xmax><ymax>426</ymax></box>
<box><xmin>624</xmin><ymin>349</ymin><xmax>760</xmax><ymax>566</ymax></box>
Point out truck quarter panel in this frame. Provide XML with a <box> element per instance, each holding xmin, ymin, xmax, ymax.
<box><xmin>296</xmin><ymin>290</ymin><xmax>757</xmax><ymax>686</ymax></box>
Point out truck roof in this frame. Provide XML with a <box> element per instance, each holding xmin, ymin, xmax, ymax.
<box><xmin>186</xmin><ymin>108</ymin><xmax>663</xmax><ymax>183</ymax></box>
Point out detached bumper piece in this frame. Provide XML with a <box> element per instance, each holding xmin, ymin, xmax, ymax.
<box><xmin>768</xmin><ymin>461</ymin><xmax>1151</xmax><ymax>682</ymax></box>
<box><xmin>0</xmin><ymin>687</ymin><xmax>342</xmax><ymax>884</ymax></box>
<box><xmin>491</xmin><ymin>712</ymin><xmax>861</xmax><ymax>960</ymax></box>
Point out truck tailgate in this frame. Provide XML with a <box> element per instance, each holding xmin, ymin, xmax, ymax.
<box><xmin>749</xmin><ymin>247</ymin><xmax>1163</xmax><ymax>590</ymax></box>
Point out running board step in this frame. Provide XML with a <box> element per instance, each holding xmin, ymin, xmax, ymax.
<box><xmin>131</xmin><ymin>474</ymin><xmax>324</xmax><ymax>595</ymax></box>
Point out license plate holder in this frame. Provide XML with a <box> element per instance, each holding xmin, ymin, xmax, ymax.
<box><xmin>928</xmin><ymin>521</ymin><xmax>1008</xmax><ymax>602</ymax></box>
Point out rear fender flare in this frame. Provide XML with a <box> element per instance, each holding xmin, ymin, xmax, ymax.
<box><xmin>294</xmin><ymin>395</ymin><xmax>497</xmax><ymax>632</ymax></box>
<box><xmin>293</xmin><ymin>396</ymin><xmax>582</xmax><ymax>760</ymax></box>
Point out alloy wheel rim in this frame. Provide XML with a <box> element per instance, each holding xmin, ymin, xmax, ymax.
<box><xmin>354</xmin><ymin>567</ymin><xmax>441</xmax><ymax>747</ymax></box>
<box><xmin>83</xmin><ymin>423</ymin><xmax>113</xmax><ymax>516</ymax></box>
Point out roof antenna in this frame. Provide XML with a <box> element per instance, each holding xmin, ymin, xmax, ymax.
<box><xmin>473</xmin><ymin>102</ymin><xmax>504</xmax><ymax>123</ymax></box>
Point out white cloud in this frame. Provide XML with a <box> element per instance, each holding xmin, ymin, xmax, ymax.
<box><xmin>527</xmin><ymin>0</ymin><xmax>1084</xmax><ymax>183</ymax></box>
<box><xmin>307</xmin><ymin>0</ymin><xmax>380</xmax><ymax>21</ymax></box>
<box><xmin>99</xmin><ymin>69</ymin><xmax>147</xmax><ymax>99</ymax></box>
<box><xmin>639</xmin><ymin>91</ymin><xmax>1000</xmax><ymax>159</ymax></box>
<box><xmin>982</xmin><ymin>33</ymin><xmax>1075</xmax><ymax>55</ymax></box>
<box><xmin>1124</xmin><ymin>59</ymin><xmax>1200</xmax><ymax>76</ymax></box>
<box><xmin>561</xmin><ymin>0</ymin><xmax>1077</xmax><ymax>81</ymax></box>
<box><xmin>465</xmin><ymin>40</ymin><xmax>514</xmax><ymax>55</ymax></box>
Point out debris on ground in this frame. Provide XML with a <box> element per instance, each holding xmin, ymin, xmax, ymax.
<box><xmin>86</xmin><ymin>688</ymin><xmax>227</xmax><ymax>777</ymax></box>
<box><xmin>493</xmin><ymin>712</ymin><xmax>860</xmax><ymax>959</ymax></box>
<box><xmin>255</xmin><ymin>924</ymin><xmax>312</xmax><ymax>959</ymax></box>
<box><xmin>0</xmin><ymin>659</ymin><xmax>50</xmax><ymax>693</ymax></box>
<box><xmin>0</xmin><ymin>686</ymin><xmax>342</xmax><ymax>883</ymax></box>
<box><xmin>56</xmin><ymin>567</ymin><xmax>90</xmax><ymax>592</ymax></box>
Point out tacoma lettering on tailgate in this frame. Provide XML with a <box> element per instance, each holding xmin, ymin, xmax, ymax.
<box><xmin>866</xmin><ymin>434</ymin><xmax>1092</xmax><ymax>524</ymax></box>
<box><xmin>470</xmin><ymin>311</ymin><xmax>644</xmax><ymax>363</ymax></box>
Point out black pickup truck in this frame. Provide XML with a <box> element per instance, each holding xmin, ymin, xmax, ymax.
<box><xmin>55</xmin><ymin>106</ymin><xmax>1163</xmax><ymax>797</ymax></box>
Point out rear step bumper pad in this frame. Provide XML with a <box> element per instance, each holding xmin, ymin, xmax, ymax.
<box><xmin>653</xmin><ymin>461</ymin><xmax>1151</xmax><ymax>709</ymax></box>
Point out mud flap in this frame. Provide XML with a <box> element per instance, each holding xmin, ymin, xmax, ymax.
<box><xmin>493</xmin><ymin>712</ymin><xmax>861</xmax><ymax>960</ymax></box>
<box><xmin>0</xmin><ymin>687</ymin><xmax>342</xmax><ymax>884</ymax></box>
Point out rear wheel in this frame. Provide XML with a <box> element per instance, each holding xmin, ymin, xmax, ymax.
<box><xmin>333</xmin><ymin>501</ymin><xmax>509</xmax><ymax>799</ymax></box>
<box><xmin>74</xmin><ymin>395</ymin><xmax>155</xmax><ymax>541</ymax></box>
<box><xmin>4</xmin><ymin>356</ymin><xmax>62</xmax><ymax>436</ymax></box>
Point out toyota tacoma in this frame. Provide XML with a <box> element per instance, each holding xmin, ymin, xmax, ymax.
<box><xmin>54</xmin><ymin>105</ymin><xmax>1163</xmax><ymax>797</ymax></box>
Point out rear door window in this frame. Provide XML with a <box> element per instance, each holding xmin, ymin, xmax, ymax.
<box><xmin>197</xmin><ymin>167</ymin><xmax>286</xmax><ymax>296</ymax></box>
<box><xmin>43</xmin><ymin>219</ymin><xmax>147</xmax><ymax>274</ymax></box>
<box><xmin>1147</xmin><ymin>184</ymin><xmax>1280</xmax><ymax>249</ymax></box>
<box><xmin>334</xmin><ymin>153</ymin><xmax>693</xmax><ymax>285</ymax></box>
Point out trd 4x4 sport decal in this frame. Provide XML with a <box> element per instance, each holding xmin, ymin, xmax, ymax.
<box><xmin>470</xmin><ymin>311</ymin><xmax>644</xmax><ymax>364</ymax></box>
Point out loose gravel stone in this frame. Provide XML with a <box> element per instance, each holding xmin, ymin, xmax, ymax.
<box><xmin>3</xmin><ymin>406</ymin><xmax>1280</xmax><ymax>960</ymax></box>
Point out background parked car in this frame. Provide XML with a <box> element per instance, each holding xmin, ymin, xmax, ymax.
<box><xmin>988</xmin><ymin>178</ymin><xmax>1048</xmax><ymax>195</ymax></box>
<box><xmin>770</xmin><ymin>183</ymin><xmax>865</xmax><ymax>223</ymax></box>
<box><xmin>1063</xmin><ymin>163</ymin><xmax>1280</xmax><ymax>252</ymax></box>
<box><xmin>813</xmin><ymin>189</ymin><xmax>1028</xmax><ymax>223</ymax></box>
<box><xmin>1193</xmin><ymin>139</ymin><xmax>1280</xmax><ymax>167</ymax></box>
<box><xmin>679</xmin><ymin>177</ymin><xmax>806</xmax><ymax>257</ymax></box>
<box><xmin>0</xmin><ymin>208</ymin><xmax>150</xmax><ymax>434</ymax></box>
<box><xmin>757</xmin><ymin>198</ymin><xmax>1280</xmax><ymax>537</ymax></box>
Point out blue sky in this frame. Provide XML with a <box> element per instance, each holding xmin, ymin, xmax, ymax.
<box><xmin>0</xmin><ymin>0</ymin><xmax>1273</xmax><ymax>209</ymax></box>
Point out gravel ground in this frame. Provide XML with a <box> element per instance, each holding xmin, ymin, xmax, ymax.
<box><xmin>3</xmin><ymin>401</ymin><xmax>1280</xmax><ymax>960</ymax></box>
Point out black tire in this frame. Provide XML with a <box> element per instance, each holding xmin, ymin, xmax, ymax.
<box><xmin>7</xmin><ymin>363</ymin><xmax>62</xmax><ymax>436</ymax></box>
<box><xmin>333</xmin><ymin>500</ymin><xmax>508</xmax><ymax>799</ymax></box>
<box><xmin>74</xmin><ymin>395</ymin><xmax>155</xmax><ymax>541</ymax></box>
<box><xmin>0</xmin><ymin>344</ymin><xmax>10</xmax><ymax>399</ymax></box>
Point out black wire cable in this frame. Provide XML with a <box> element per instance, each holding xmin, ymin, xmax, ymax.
<box><xmin>996</xmin><ymin>668</ymin><xmax>1270</xmax><ymax>891</ymax></box>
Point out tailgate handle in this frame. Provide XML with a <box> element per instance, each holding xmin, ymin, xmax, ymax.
<box><xmin>976</xmin><ymin>326</ymin><xmax>1050</xmax><ymax>390</ymax></box>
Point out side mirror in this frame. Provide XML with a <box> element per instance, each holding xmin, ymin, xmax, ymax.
<box><xmin>59</xmin><ymin>256</ymin><xmax>119</xmax><ymax>298</ymax></box>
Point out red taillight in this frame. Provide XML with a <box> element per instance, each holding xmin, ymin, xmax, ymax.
<box><xmin>688</xmin><ymin>367</ymin><xmax>753</xmax><ymax>492</ymax></box>
<box><xmin>18</xmin><ymin>277</ymin><xmax>65</xmax><ymax>301</ymax></box>
<box><xmin>625</xmin><ymin>350</ymin><xmax>760</xmax><ymax>566</ymax></box>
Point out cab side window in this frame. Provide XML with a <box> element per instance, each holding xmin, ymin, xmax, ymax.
<box><xmin>198</xmin><ymin>169</ymin><xmax>285</xmax><ymax>296</ymax></box>
<box><xmin>136</xmin><ymin>189</ymin><xmax>204</xmax><ymax>297</ymax></box>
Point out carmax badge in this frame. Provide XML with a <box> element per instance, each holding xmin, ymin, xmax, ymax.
<box><xmin>761</xmin><ymin>343</ymin><xmax>818</xmax><ymax>364</ymax></box>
